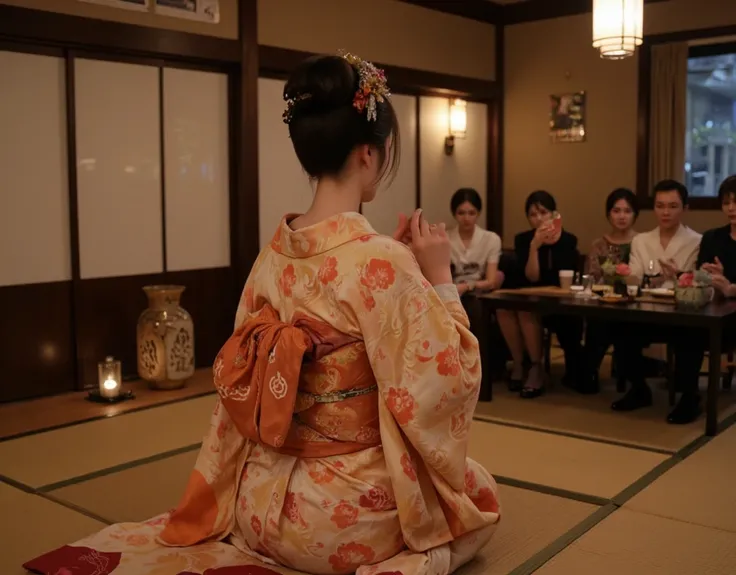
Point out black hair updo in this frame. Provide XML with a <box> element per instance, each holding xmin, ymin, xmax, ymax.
<box><xmin>284</xmin><ymin>54</ymin><xmax>400</xmax><ymax>184</ymax></box>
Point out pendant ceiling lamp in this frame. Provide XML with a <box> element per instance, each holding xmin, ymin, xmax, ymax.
<box><xmin>592</xmin><ymin>0</ymin><xmax>644</xmax><ymax>60</ymax></box>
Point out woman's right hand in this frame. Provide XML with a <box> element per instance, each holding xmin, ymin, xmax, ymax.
<box><xmin>702</xmin><ymin>257</ymin><xmax>724</xmax><ymax>276</ymax></box>
<box><xmin>531</xmin><ymin>224</ymin><xmax>550</xmax><ymax>249</ymax></box>
<box><xmin>409</xmin><ymin>210</ymin><xmax>452</xmax><ymax>286</ymax></box>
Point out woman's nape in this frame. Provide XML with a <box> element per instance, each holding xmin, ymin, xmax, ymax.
<box><xmin>282</xmin><ymin>53</ymin><xmax>400</xmax><ymax>230</ymax></box>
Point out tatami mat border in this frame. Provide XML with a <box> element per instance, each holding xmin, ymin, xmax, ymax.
<box><xmin>472</xmin><ymin>414</ymin><xmax>675</xmax><ymax>456</ymax></box>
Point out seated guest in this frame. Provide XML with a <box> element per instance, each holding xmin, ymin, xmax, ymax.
<box><xmin>497</xmin><ymin>190</ymin><xmax>583</xmax><ymax>398</ymax></box>
<box><xmin>628</xmin><ymin>179</ymin><xmax>701</xmax><ymax>286</ymax></box>
<box><xmin>667</xmin><ymin>175</ymin><xmax>736</xmax><ymax>411</ymax></box>
<box><xmin>449</xmin><ymin>187</ymin><xmax>504</xmax><ymax>401</ymax></box>
<box><xmin>582</xmin><ymin>188</ymin><xmax>639</xmax><ymax>394</ymax></box>
<box><xmin>612</xmin><ymin>179</ymin><xmax>703</xmax><ymax>423</ymax></box>
<box><xmin>586</xmin><ymin>188</ymin><xmax>639</xmax><ymax>281</ymax></box>
<box><xmin>698</xmin><ymin>175</ymin><xmax>736</xmax><ymax>289</ymax></box>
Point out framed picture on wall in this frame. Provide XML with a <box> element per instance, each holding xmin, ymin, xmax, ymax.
<box><xmin>78</xmin><ymin>0</ymin><xmax>148</xmax><ymax>10</ymax></box>
<box><xmin>154</xmin><ymin>0</ymin><xmax>220</xmax><ymax>23</ymax></box>
<box><xmin>549</xmin><ymin>91</ymin><xmax>586</xmax><ymax>143</ymax></box>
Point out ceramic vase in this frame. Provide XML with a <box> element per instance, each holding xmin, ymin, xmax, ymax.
<box><xmin>136</xmin><ymin>285</ymin><xmax>195</xmax><ymax>389</ymax></box>
<box><xmin>674</xmin><ymin>286</ymin><xmax>712</xmax><ymax>310</ymax></box>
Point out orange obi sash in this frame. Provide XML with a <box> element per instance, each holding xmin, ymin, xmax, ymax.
<box><xmin>213</xmin><ymin>304</ymin><xmax>380</xmax><ymax>458</ymax></box>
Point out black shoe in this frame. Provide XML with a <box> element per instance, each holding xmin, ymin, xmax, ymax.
<box><xmin>667</xmin><ymin>395</ymin><xmax>702</xmax><ymax>425</ymax></box>
<box><xmin>611</xmin><ymin>386</ymin><xmax>653</xmax><ymax>411</ymax></box>
<box><xmin>577</xmin><ymin>382</ymin><xmax>601</xmax><ymax>395</ymax></box>
<box><xmin>508</xmin><ymin>378</ymin><xmax>523</xmax><ymax>392</ymax></box>
<box><xmin>561</xmin><ymin>372</ymin><xmax>575</xmax><ymax>388</ymax></box>
<box><xmin>520</xmin><ymin>386</ymin><xmax>546</xmax><ymax>399</ymax></box>
<box><xmin>573</xmin><ymin>373</ymin><xmax>600</xmax><ymax>395</ymax></box>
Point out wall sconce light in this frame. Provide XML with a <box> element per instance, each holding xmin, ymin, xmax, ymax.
<box><xmin>87</xmin><ymin>356</ymin><xmax>134</xmax><ymax>404</ymax></box>
<box><xmin>445</xmin><ymin>98</ymin><xmax>467</xmax><ymax>156</ymax></box>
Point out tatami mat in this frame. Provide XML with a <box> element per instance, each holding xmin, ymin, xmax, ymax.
<box><xmin>0</xmin><ymin>482</ymin><xmax>106</xmax><ymax>575</ymax></box>
<box><xmin>468</xmin><ymin>420</ymin><xmax>667</xmax><ymax>499</ymax></box>
<box><xmin>459</xmin><ymin>485</ymin><xmax>597</xmax><ymax>575</ymax></box>
<box><xmin>624</xmin><ymin>424</ymin><xmax>736</xmax><ymax>533</ymax></box>
<box><xmin>476</xmin><ymin>381</ymin><xmax>736</xmax><ymax>452</ymax></box>
<box><xmin>50</xmin><ymin>450</ymin><xmax>198</xmax><ymax>523</ymax></box>
<box><xmin>0</xmin><ymin>395</ymin><xmax>215</xmax><ymax>488</ymax></box>
<box><xmin>535</xmin><ymin>508</ymin><xmax>736</xmax><ymax>574</ymax></box>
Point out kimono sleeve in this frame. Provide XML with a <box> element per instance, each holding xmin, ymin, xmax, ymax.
<box><xmin>350</xmin><ymin>240</ymin><xmax>491</xmax><ymax>548</ymax></box>
<box><xmin>350</xmin><ymin>244</ymin><xmax>481</xmax><ymax>478</ymax></box>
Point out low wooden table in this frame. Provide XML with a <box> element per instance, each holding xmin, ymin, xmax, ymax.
<box><xmin>479</xmin><ymin>287</ymin><xmax>736</xmax><ymax>436</ymax></box>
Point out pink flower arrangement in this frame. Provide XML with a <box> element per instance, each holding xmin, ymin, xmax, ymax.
<box><xmin>615</xmin><ymin>263</ymin><xmax>631</xmax><ymax>277</ymax></box>
<box><xmin>678</xmin><ymin>272</ymin><xmax>694</xmax><ymax>287</ymax></box>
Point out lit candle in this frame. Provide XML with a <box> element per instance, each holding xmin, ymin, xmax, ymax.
<box><xmin>98</xmin><ymin>356</ymin><xmax>122</xmax><ymax>399</ymax></box>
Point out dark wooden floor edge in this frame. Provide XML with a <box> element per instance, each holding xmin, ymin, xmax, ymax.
<box><xmin>471</xmin><ymin>414</ymin><xmax>675</xmax><ymax>456</ymax></box>
<box><xmin>37</xmin><ymin>443</ymin><xmax>203</xmax><ymax>493</ymax></box>
<box><xmin>0</xmin><ymin>390</ymin><xmax>216</xmax><ymax>444</ymax></box>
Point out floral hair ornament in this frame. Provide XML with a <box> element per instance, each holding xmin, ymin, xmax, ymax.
<box><xmin>282</xmin><ymin>93</ymin><xmax>311</xmax><ymax>125</ymax></box>
<box><xmin>282</xmin><ymin>51</ymin><xmax>390</xmax><ymax>125</ymax></box>
<box><xmin>339</xmin><ymin>50</ymin><xmax>390</xmax><ymax>122</ymax></box>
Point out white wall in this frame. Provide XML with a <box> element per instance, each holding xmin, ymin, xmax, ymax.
<box><xmin>362</xmin><ymin>93</ymin><xmax>418</xmax><ymax>236</ymax></box>
<box><xmin>419</xmin><ymin>97</ymin><xmax>489</xmax><ymax>231</ymax></box>
<box><xmin>257</xmin><ymin>78</ymin><xmax>314</xmax><ymax>249</ymax></box>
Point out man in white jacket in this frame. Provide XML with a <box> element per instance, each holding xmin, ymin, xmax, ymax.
<box><xmin>612</xmin><ymin>180</ymin><xmax>703</xmax><ymax>425</ymax></box>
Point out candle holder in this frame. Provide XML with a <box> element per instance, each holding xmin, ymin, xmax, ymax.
<box><xmin>86</xmin><ymin>356</ymin><xmax>134</xmax><ymax>404</ymax></box>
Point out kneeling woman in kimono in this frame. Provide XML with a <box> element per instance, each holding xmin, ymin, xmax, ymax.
<box><xmin>25</xmin><ymin>52</ymin><xmax>500</xmax><ymax>575</ymax></box>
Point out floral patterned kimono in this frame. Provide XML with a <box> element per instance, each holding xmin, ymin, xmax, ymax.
<box><xmin>25</xmin><ymin>213</ymin><xmax>500</xmax><ymax>575</ymax></box>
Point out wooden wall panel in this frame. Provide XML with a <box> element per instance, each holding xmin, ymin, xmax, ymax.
<box><xmin>0</xmin><ymin>282</ymin><xmax>75</xmax><ymax>402</ymax></box>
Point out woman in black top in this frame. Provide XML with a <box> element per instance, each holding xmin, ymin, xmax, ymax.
<box><xmin>698</xmin><ymin>175</ymin><xmax>736</xmax><ymax>290</ymax></box>
<box><xmin>497</xmin><ymin>191</ymin><xmax>584</xmax><ymax>398</ymax></box>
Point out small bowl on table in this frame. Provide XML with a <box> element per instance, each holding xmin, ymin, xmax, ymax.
<box><xmin>599</xmin><ymin>293</ymin><xmax>627</xmax><ymax>304</ymax></box>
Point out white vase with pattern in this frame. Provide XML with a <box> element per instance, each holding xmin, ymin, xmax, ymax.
<box><xmin>136</xmin><ymin>285</ymin><xmax>195</xmax><ymax>389</ymax></box>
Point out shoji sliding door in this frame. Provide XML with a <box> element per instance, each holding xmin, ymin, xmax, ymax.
<box><xmin>75</xmin><ymin>59</ymin><xmax>164</xmax><ymax>280</ymax></box>
<box><xmin>0</xmin><ymin>49</ymin><xmax>74</xmax><ymax>401</ymax></box>
<box><xmin>72</xmin><ymin>56</ymin><xmax>233</xmax><ymax>388</ymax></box>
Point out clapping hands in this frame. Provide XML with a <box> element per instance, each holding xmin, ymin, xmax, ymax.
<box><xmin>658</xmin><ymin>258</ymin><xmax>679</xmax><ymax>279</ymax></box>
<box><xmin>701</xmin><ymin>257</ymin><xmax>724</xmax><ymax>276</ymax></box>
<box><xmin>393</xmin><ymin>210</ymin><xmax>452</xmax><ymax>286</ymax></box>
<box><xmin>698</xmin><ymin>258</ymin><xmax>735</xmax><ymax>297</ymax></box>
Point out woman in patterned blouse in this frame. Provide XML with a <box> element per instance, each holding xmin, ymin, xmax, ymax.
<box><xmin>585</xmin><ymin>188</ymin><xmax>639</xmax><ymax>282</ymax></box>
<box><xmin>581</xmin><ymin>188</ymin><xmax>638</xmax><ymax>394</ymax></box>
